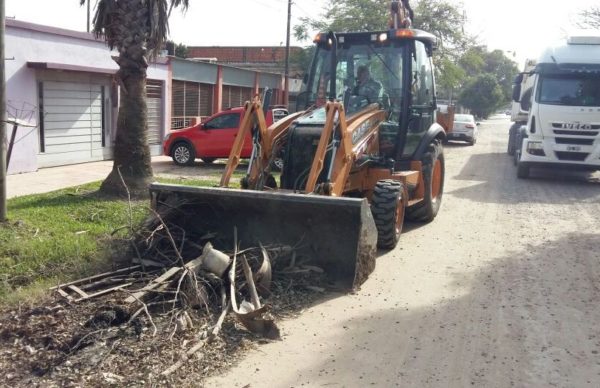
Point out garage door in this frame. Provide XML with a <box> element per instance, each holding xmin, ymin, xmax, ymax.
<box><xmin>146</xmin><ymin>79</ymin><xmax>163</xmax><ymax>145</ymax></box>
<box><xmin>38</xmin><ymin>81</ymin><xmax>107</xmax><ymax>167</ymax></box>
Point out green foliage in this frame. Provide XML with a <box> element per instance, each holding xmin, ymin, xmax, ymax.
<box><xmin>457</xmin><ymin>46</ymin><xmax>519</xmax><ymax>105</ymax></box>
<box><xmin>0</xmin><ymin>174</ymin><xmax>241</xmax><ymax>305</ymax></box>
<box><xmin>0</xmin><ymin>182</ymin><xmax>147</xmax><ymax>303</ymax></box>
<box><xmin>294</xmin><ymin>0</ymin><xmax>388</xmax><ymax>40</ymax></box>
<box><xmin>436</xmin><ymin>57</ymin><xmax>465</xmax><ymax>95</ymax></box>
<box><xmin>459</xmin><ymin>74</ymin><xmax>504</xmax><ymax>118</ymax></box>
<box><xmin>166</xmin><ymin>40</ymin><xmax>189</xmax><ymax>58</ymax></box>
<box><xmin>289</xmin><ymin>46</ymin><xmax>316</xmax><ymax>76</ymax></box>
<box><xmin>412</xmin><ymin>0</ymin><xmax>470</xmax><ymax>54</ymax></box>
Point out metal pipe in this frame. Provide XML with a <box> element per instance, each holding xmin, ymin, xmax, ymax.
<box><xmin>283</xmin><ymin>0</ymin><xmax>291</xmax><ymax>107</ymax></box>
<box><xmin>87</xmin><ymin>0</ymin><xmax>91</xmax><ymax>33</ymax></box>
<box><xmin>0</xmin><ymin>0</ymin><xmax>7</xmax><ymax>221</ymax></box>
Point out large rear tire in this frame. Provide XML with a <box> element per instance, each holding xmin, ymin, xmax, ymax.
<box><xmin>406</xmin><ymin>139</ymin><xmax>444</xmax><ymax>222</ymax></box>
<box><xmin>371</xmin><ymin>180</ymin><xmax>405</xmax><ymax>249</ymax></box>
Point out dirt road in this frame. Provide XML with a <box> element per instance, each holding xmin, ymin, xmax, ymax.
<box><xmin>206</xmin><ymin>115</ymin><xmax>600</xmax><ymax>387</ymax></box>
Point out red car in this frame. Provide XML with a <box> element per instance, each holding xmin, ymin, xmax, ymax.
<box><xmin>164</xmin><ymin>106</ymin><xmax>288</xmax><ymax>166</ymax></box>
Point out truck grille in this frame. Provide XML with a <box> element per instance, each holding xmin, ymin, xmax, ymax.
<box><xmin>553</xmin><ymin>130</ymin><xmax>599</xmax><ymax>136</ymax></box>
<box><xmin>555</xmin><ymin>151</ymin><xmax>589</xmax><ymax>161</ymax></box>
<box><xmin>555</xmin><ymin>137</ymin><xmax>595</xmax><ymax>145</ymax></box>
<box><xmin>552</xmin><ymin>123</ymin><xmax>600</xmax><ymax>130</ymax></box>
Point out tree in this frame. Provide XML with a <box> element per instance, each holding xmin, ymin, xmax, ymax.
<box><xmin>166</xmin><ymin>40</ymin><xmax>188</xmax><ymax>58</ymax></box>
<box><xmin>288</xmin><ymin>46</ymin><xmax>315</xmax><ymax>77</ymax></box>
<box><xmin>436</xmin><ymin>57</ymin><xmax>465</xmax><ymax>102</ymax></box>
<box><xmin>458</xmin><ymin>74</ymin><xmax>504</xmax><ymax>118</ymax></box>
<box><xmin>82</xmin><ymin>0</ymin><xmax>189</xmax><ymax>197</ymax></box>
<box><xmin>458</xmin><ymin>46</ymin><xmax>518</xmax><ymax>105</ymax></box>
<box><xmin>579</xmin><ymin>6</ymin><xmax>600</xmax><ymax>29</ymax></box>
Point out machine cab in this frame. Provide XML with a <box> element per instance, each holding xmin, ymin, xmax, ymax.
<box><xmin>297</xmin><ymin>29</ymin><xmax>438</xmax><ymax>160</ymax></box>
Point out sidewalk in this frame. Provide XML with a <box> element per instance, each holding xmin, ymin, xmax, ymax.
<box><xmin>6</xmin><ymin>156</ymin><xmax>176</xmax><ymax>199</ymax></box>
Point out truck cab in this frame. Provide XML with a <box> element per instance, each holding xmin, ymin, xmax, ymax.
<box><xmin>514</xmin><ymin>33</ymin><xmax>600</xmax><ymax>178</ymax></box>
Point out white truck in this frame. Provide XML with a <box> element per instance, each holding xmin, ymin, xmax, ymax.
<box><xmin>512</xmin><ymin>32</ymin><xmax>600</xmax><ymax>178</ymax></box>
<box><xmin>507</xmin><ymin>59</ymin><xmax>536</xmax><ymax>155</ymax></box>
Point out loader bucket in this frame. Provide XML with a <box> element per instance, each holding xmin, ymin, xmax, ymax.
<box><xmin>149</xmin><ymin>183</ymin><xmax>378</xmax><ymax>290</ymax></box>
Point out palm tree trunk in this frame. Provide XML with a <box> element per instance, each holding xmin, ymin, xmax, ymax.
<box><xmin>100</xmin><ymin>71</ymin><xmax>153</xmax><ymax>197</ymax></box>
<box><xmin>99</xmin><ymin>0</ymin><xmax>153</xmax><ymax>197</ymax></box>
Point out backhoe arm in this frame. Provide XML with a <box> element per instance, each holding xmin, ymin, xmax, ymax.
<box><xmin>305</xmin><ymin>101</ymin><xmax>385</xmax><ymax>196</ymax></box>
<box><xmin>220</xmin><ymin>97</ymin><xmax>305</xmax><ymax>189</ymax></box>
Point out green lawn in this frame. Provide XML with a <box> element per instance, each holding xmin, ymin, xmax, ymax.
<box><xmin>0</xmin><ymin>175</ymin><xmax>241</xmax><ymax>305</ymax></box>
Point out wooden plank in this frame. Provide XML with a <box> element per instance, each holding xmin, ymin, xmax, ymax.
<box><xmin>56</xmin><ymin>288</ymin><xmax>74</xmax><ymax>301</ymax></box>
<box><xmin>50</xmin><ymin>265</ymin><xmax>140</xmax><ymax>290</ymax></box>
<box><xmin>75</xmin><ymin>282</ymin><xmax>133</xmax><ymax>302</ymax></box>
<box><xmin>125</xmin><ymin>267</ymin><xmax>182</xmax><ymax>304</ymax></box>
<box><xmin>68</xmin><ymin>285</ymin><xmax>89</xmax><ymax>298</ymax></box>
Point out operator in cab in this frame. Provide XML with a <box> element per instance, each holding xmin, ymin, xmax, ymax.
<box><xmin>353</xmin><ymin>65</ymin><xmax>382</xmax><ymax>104</ymax></box>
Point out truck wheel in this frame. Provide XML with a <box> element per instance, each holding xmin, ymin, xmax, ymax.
<box><xmin>507</xmin><ymin>123</ymin><xmax>519</xmax><ymax>155</ymax></box>
<box><xmin>517</xmin><ymin>162</ymin><xmax>530</xmax><ymax>179</ymax></box>
<box><xmin>406</xmin><ymin>139</ymin><xmax>444</xmax><ymax>222</ymax></box>
<box><xmin>172</xmin><ymin>142</ymin><xmax>195</xmax><ymax>166</ymax></box>
<box><xmin>371</xmin><ymin>180</ymin><xmax>405</xmax><ymax>249</ymax></box>
<box><xmin>513</xmin><ymin>132</ymin><xmax>523</xmax><ymax>166</ymax></box>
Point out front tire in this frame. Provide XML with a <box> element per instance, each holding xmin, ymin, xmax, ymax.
<box><xmin>507</xmin><ymin>123</ymin><xmax>520</xmax><ymax>155</ymax></box>
<box><xmin>406</xmin><ymin>139</ymin><xmax>444</xmax><ymax>222</ymax></box>
<box><xmin>371</xmin><ymin>180</ymin><xmax>405</xmax><ymax>249</ymax></box>
<box><xmin>172</xmin><ymin>142</ymin><xmax>195</xmax><ymax>166</ymax></box>
<box><xmin>517</xmin><ymin>160</ymin><xmax>530</xmax><ymax>179</ymax></box>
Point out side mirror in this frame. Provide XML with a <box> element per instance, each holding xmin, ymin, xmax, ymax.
<box><xmin>520</xmin><ymin>87</ymin><xmax>532</xmax><ymax>112</ymax></box>
<box><xmin>511</xmin><ymin>73</ymin><xmax>525</xmax><ymax>102</ymax></box>
<box><xmin>513</xmin><ymin>73</ymin><xmax>524</xmax><ymax>84</ymax></box>
<box><xmin>512</xmin><ymin>83</ymin><xmax>522</xmax><ymax>102</ymax></box>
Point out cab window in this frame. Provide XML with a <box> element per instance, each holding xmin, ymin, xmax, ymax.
<box><xmin>204</xmin><ymin>113</ymin><xmax>240</xmax><ymax>130</ymax></box>
<box><xmin>411</xmin><ymin>41</ymin><xmax>434</xmax><ymax>106</ymax></box>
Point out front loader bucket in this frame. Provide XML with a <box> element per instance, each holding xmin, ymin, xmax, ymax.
<box><xmin>149</xmin><ymin>183</ymin><xmax>378</xmax><ymax>290</ymax></box>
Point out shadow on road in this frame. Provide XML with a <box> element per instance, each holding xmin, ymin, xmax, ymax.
<box><xmin>278</xmin><ymin>233</ymin><xmax>600</xmax><ymax>387</ymax></box>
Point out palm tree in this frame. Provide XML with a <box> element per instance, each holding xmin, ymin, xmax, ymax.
<box><xmin>81</xmin><ymin>0</ymin><xmax>189</xmax><ymax>197</ymax></box>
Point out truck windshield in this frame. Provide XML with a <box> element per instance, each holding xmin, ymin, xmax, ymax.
<box><xmin>538</xmin><ymin>74</ymin><xmax>600</xmax><ymax>107</ymax></box>
<box><xmin>302</xmin><ymin>41</ymin><xmax>406</xmax><ymax>114</ymax></box>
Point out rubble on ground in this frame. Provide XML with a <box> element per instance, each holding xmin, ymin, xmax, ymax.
<box><xmin>0</xmin><ymin>201</ymin><xmax>333</xmax><ymax>385</ymax></box>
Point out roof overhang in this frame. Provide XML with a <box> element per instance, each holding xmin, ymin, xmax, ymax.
<box><xmin>27</xmin><ymin>62</ymin><xmax>117</xmax><ymax>75</ymax></box>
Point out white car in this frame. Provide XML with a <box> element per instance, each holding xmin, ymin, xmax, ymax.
<box><xmin>448</xmin><ymin>114</ymin><xmax>479</xmax><ymax>145</ymax></box>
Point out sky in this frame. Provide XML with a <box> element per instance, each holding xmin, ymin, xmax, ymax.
<box><xmin>5</xmin><ymin>0</ymin><xmax>599</xmax><ymax>69</ymax></box>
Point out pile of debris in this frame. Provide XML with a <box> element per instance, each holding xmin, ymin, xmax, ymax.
<box><xmin>0</xmin><ymin>201</ymin><xmax>330</xmax><ymax>384</ymax></box>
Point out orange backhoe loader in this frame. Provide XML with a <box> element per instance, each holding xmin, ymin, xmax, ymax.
<box><xmin>150</xmin><ymin>0</ymin><xmax>446</xmax><ymax>290</ymax></box>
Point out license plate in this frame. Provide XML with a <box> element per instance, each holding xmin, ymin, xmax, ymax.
<box><xmin>566</xmin><ymin>145</ymin><xmax>582</xmax><ymax>151</ymax></box>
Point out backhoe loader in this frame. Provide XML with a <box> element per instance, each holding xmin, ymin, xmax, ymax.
<box><xmin>150</xmin><ymin>1</ymin><xmax>446</xmax><ymax>290</ymax></box>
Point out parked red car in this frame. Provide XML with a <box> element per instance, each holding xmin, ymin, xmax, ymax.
<box><xmin>163</xmin><ymin>106</ymin><xmax>288</xmax><ymax>166</ymax></box>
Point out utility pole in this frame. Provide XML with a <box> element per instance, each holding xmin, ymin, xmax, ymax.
<box><xmin>283</xmin><ymin>0</ymin><xmax>292</xmax><ymax>107</ymax></box>
<box><xmin>87</xmin><ymin>0</ymin><xmax>91</xmax><ymax>33</ymax></box>
<box><xmin>0</xmin><ymin>0</ymin><xmax>7</xmax><ymax>222</ymax></box>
